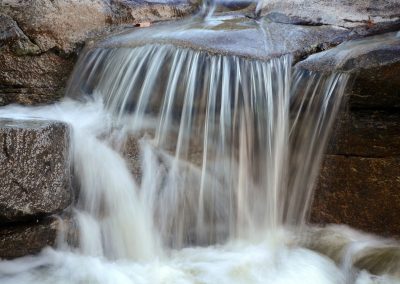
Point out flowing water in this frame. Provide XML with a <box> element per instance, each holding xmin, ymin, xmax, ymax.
<box><xmin>0</xmin><ymin>1</ymin><xmax>399</xmax><ymax>283</ymax></box>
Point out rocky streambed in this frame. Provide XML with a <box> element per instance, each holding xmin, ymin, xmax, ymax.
<box><xmin>0</xmin><ymin>0</ymin><xmax>399</xmax><ymax>262</ymax></box>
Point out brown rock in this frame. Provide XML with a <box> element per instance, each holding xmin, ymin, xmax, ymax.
<box><xmin>1</xmin><ymin>0</ymin><xmax>109</xmax><ymax>53</ymax></box>
<box><xmin>328</xmin><ymin>110</ymin><xmax>400</xmax><ymax>157</ymax></box>
<box><xmin>349</xmin><ymin>61</ymin><xmax>400</xmax><ymax>109</ymax></box>
<box><xmin>0</xmin><ymin>215</ymin><xmax>75</xmax><ymax>259</ymax></box>
<box><xmin>0</xmin><ymin>0</ymin><xmax>197</xmax><ymax>106</ymax></box>
<box><xmin>0</xmin><ymin>51</ymin><xmax>75</xmax><ymax>106</ymax></box>
<box><xmin>0</xmin><ymin>119</ymin><xmax>71</xmax><ymax>223</ymax></box>
<box><xmin>311</xmin><ymin>155</ymin><xmax>400</xmax><ymax>237</ymax></box>
<box><xmin>0</xmin><ymin>14</ymin><xmax>40</xmax><ymax>56</ymax></box>
<box><xmin>1</xmin><ymin>0</ymin><xmax>198</xmax><ymax>54</ymax></box>
<box><xmin>120</xmin><ymin>134</ymin><xmax>142</xmax><ymax>183</ymax></box>
<box><xmin>111</xmin><ymin>0</ymin><xmax>198</xmax><ymax>26</ymax></box>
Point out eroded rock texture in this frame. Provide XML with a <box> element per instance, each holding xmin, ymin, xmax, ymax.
<box><xmin>0</xmin><ymin>0</ymin><xmax>198</xmax><ymax>106</ymax></box>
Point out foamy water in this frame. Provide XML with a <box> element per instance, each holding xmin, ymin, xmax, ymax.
<box><xmin>0</xmin><ymin>100</ymin><xmax>398</xmax><ymax>284</ymax></box>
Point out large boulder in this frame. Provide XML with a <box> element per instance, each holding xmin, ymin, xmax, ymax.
<box><xmin>0</xmin><ymin>119</ymin><xmax>71</xmax><ymax>223</ymax></box>
<box><xmin>295</xmin><ymin>32</ymin><xmax>400</xmax><ymax>73</ymax></box>
<box><xmin>0</xmin><ymin>0</ymin><xmax>198</xmax><ymax>106</ymax></box>
<box><xmin>1</xmin><ymin>0</ymin><xmax>197</xmax><ymax>54</ymax></box>
<box><xmin>98</xmin><ymin>15</ymin><xmax>351</xmax><ymax>61</ymax></box>
<box><xmin>259</xmin><ymin>0</ymin><xmax>400</xmax><ymax>35</ymax></box>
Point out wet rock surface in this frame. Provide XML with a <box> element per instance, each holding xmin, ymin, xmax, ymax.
<box><xmin>0</xmin><ymin>119</ymin><xmax>71</xmax><ymax>223</ymax></box>
<box><xmin>98</xmin><ymin>16</ymin><xmax>351</xmax><ymax>61</ymax></box>
<box><xmin>301</xmin><ymin>226</ymin><xmax>400</xmax><ymax>277</ymax></box>
<box><xmin>0</xmin><ymin>215</ymin><xmax>75</xmax><ymax>259</ymax></box>
<box><xmin>349</xmin><ymin>61</ymin><xmax>400</xmax><ymax>109</ymax></box>
<box><xmin>295</xmin><ymin>32</ymin><xmax>400</xmax><ymax>73</ymax></box>
<box><xmin>327</xmin><ymin>110</ymin><xmax>400</xmax><ymax>158</ymax></box>
<box><xmin>121</xmin><ymin>134</ymin><xmax>142</xmax><ymax>183</ymax></box>
<box><xmin>0</xmin><ymin>217</ymin><xmax>59</xmax><ymax>259</ymax></box>
<box><xmin>312</xmin><ymin>155</ymin><xmax>400</xmax><ymax>237</ymax></box>
<box><xmin>307</xmin><ymin>31</ymin><xmax>400</xmax><ymax>238</ymax></box>
<box><xmin>259</xmin><ymin>0</ymin><xmax>400</xmax><ymax>34</ymax></box>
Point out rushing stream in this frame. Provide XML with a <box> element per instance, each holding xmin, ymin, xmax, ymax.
<box><xmin>0</xmin><ymin>1</ymin><xmax>399</xmax><ymax>283</ymax></box>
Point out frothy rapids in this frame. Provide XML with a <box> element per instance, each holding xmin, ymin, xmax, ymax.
<box><xmin>0</xmin><ymin>2</ymin><xmax>399</xmax><ymax>283</ymax></box>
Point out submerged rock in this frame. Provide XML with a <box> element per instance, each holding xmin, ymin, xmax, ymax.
<box><xmin>301</xmin><ymin>225</ymin><xmax>400</xmax><ymax>278</ymax></box>
<box><xmin>0</xmin><ymin>119</ymin><xmax>71</xmax><ymax>223</ymax></box>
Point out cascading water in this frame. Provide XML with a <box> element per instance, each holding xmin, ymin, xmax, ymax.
<box><xmin>0</xmin><ymin>1</ymin><xmax>399</xmax><ymax>283</ymax></box>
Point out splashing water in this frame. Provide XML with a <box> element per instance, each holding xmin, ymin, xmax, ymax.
<box><xmin>0</xmin><ymin>4</ymin><xmax>399</xmax><ymax>284</ymax></box>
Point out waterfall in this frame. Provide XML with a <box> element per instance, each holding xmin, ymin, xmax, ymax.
<box><xmin>0</xmin><ymin>5</ymin><xmax>398</xmax><ymax>284</ymax></box>
<box><xmin>66</xmin><ymin>43</ymin><xmax>349</xmax><ymax>250</ymax></box>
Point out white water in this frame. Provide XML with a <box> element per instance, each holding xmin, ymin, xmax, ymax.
<box><xmin>0</xmin><ymin>97</ymin><xmax>398</xmax><ymax>283</ymax></box>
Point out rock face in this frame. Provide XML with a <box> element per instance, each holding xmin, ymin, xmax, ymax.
<box><xmin>0</xmin><ymin>119</ymin><xmax>73</xmax><ymax>259</ymax></box>
<box><xmin>295</xmin><ymin>32</ymin><xmax>400</xmax><ymax>73</ymax></box>
<box><xmin>312</xmin><ymin>155</ymin><xmax>400</xmax><ymax>237</ymax></box>
<box><xmin>0</xmin><ymin>0</ymin><xmax>198</xmax><ymax>106</ymax></box>
<box><xmin>259</xmin><ymin>0</ymin><xmax>400</xmax><ymax>34</ymax></box>
<box><xmin>0</xmin><ymin>216</ymin><xmax>61</xmax><ymax>259</ymax></box>
<box><xmin>327</xmin><ymin>110</ymin><xmax>400</xmax><ymax>158</ymax></box>
<box><xmin>0</xmin><ymin>119</ymin><xmax>71</xmax><ymax>223</ymax></box>
<box><xmin>306</xmin><ymin>32</ymin><xmax>400</xmax><ymax>237</ymax></box>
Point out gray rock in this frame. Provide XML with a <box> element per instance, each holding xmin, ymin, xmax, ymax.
<box><xmin>96</xmin><ymin>16</ymin><xmax>350</xmax><ymax>61</ymax></box>
<box><xmin>0</xmin><ymin>119</ymin><xmax>71</xmax><ymax>223</ymax></box>
<box><xmin>259</xmin><ymin>0</ymin><xmax>400</xmax><ymax>33</ymax></box>
<box><xmin>0</xmin><ymin>0</ymin><xmax>198</xmax><ymax>106</ymax></box>
<box><xmin>296</xmin><ymin>32</ymin><xmax>400</xmax><ymax>108</ymax></box>
<box><xmin>0</xmin><ymin>0</ymin><xmax>198</xmax><ymax>54</ymax></box>
<box><xmin>120</xmin><ymin>134</ymin><xmax>142</xmax><ymax>183</ymax></box>
<box><xmin>300</xmin><ymin>226</ymin><xmax>400</xmax><ymax>277</ymax></box>
<box><xmin>0</xmin><ymin>14</ymin><xmax>40</xmax><ymax>56</ymax></box>
<box><xmin>295</xmin><ymin>31</ymin><xmax>400</xmax><ymax>73</ymax></box>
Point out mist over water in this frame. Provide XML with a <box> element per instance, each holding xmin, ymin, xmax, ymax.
<box><xmin>0</xmin><ymin>2</ymin><xmax>399</xmax><ymax>283</ymax></box>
